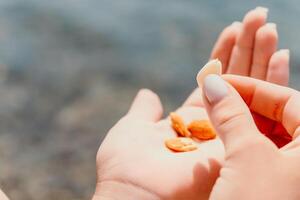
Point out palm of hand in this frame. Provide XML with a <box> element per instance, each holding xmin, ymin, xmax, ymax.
<box><xmin>96</xmin><ymin>96</ymin><xmax>290</xmax><ymax>200</ymax></box>
<box><xmin>97</xmin><ymin>107</ymin><xmax>224</xmax><ymax>200</ymax></box>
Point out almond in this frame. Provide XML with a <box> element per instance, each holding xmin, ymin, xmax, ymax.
<box><xmin>165</xmin><ymin>137</ymin><xmax>197</xmax><ymax>152</ymax></box>
<box><xmin>197</xmin><ymin>59</ymin><xmax>222</xmax><ymax>86</ymax></box>
<box><xmin>188</xmin><ymin>120</ymin><xmax>216</xmax><ymax>140</ymax></box>
<box><xmin>170</xmin><ymin>112</ymin><xmax>191</xmax><ymax>137</ymax></box>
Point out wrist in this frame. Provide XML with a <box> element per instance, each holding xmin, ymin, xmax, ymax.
<box><xmin>92</xmin><ymin>180</ymin><xmax>159</xmax><ymax>200</ymax></box>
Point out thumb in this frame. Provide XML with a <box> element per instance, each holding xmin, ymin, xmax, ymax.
<box><xmin>127</xmin><ymin>89</ymin><xmax>163</xmax><ymax>122</ymax></box>
<box><xmin>200</xmin><ymin>74</ymin><xmax>264</xmax><ymax>153</ymax></box>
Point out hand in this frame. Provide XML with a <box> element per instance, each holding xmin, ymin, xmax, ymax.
<box><xmin>202</xmin><ymin>74</ymin><xmax>300</xmax><ymax>200</ymax></box>
<box><xmin>185</xmin><ymin>6</ymin><xmax>289</xmax><ymax>108</ymax></box>
<box><xmin>184</xmin><ymin>7</ymin><xmax>290</xmax><ymax>147</ymax></box>
<box><xmin>93</xmin><ymin>89</ymin><xmax>222</xmax><ymax>200</ymax></box>
<box><xmin>93</xmin><ymin>7</ymin><xmax>291</xmax><ymax>200</ymax></box>
<box><xmin>211</xmin><ymin>8</ymin><xmax>288</xmax><ymax>85</ymax></box>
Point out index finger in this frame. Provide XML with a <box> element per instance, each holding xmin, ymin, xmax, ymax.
<box><xmin>223</xmin><ymin>75</ymin><xmax>300</xmax><ymax>136</ymax></box>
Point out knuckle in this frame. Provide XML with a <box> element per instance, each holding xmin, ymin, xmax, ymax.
<box><xmin>217</xmin><ymin>111</ymin><xmax>248</xmax><ymax>133</ymax></box>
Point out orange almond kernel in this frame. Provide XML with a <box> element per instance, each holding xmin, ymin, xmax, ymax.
<box><xmin>197</xmin><ymin>59</ymin><xmax>222</xmax><ymax>86</ymax></box>
<box><xmin>165</xmin><ymin>137</ymin><xmax>197</xmax><ymax>152</ymax></box>
<box><xmin>170</xmin><ymin>112</ymin><xmax>191</xmax><ymax>137</ymax></box>
<box><xmin>188</xmin><ymin>120</ymin><xmax>216</xmax><ymax>140</ymax></box>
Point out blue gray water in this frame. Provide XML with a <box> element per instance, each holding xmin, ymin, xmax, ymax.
<box><xmin>0</xmin><ymin>0</ymin><xmax>300</xmax><ymax>89</ymax></box>
<box><xmin>0</xmin><ymin>1</ymin><xmax>299</xmax><ymax>199</ymax></box>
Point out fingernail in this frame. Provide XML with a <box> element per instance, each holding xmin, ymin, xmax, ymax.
<box><xmin>279</xmin><ymin>49</ymin><xmax>290</xmax><ymax>55</ymax></box>
<box><xmin>231</xmin><ymin>21</ymin><xmax>242</xmax><ymax>27</ymax></box>
<box><xmin>204</xmin><ymin>74</ymin><xmax>228</xmax><ymax>104</ymax></box>
<box><xmin>255</xmin><ymin>6</ymin><xmax>269</xmax><ymax>13</ymax></box>
<box><xmin>266</xmin><ymin>22</ymin><xmax>277</xmax><ymax>30</ymax></box>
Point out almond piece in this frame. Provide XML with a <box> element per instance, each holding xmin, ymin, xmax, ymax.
<box><xmin>165</xmin><ymin>137</ymin><xmax>197</xmax><ymax>152</ymax></box>
<box><xmin>170</xmin><ymin>112</ymin><xmax>191</xmax><ymax>137</ymax></box>
<box><xmin>188</xmin><ymin>120</ymin><xmax>216</xmax><ymax>140</ymax></box>
<box><xmin>197</xmin><ymin>59</ymin><xmax>222</xmax><ymax>86</ymax></box>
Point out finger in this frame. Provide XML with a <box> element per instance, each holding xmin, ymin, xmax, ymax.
<box><xmin>201</xmin><ymin>74</ymin><xmax>266</xmax><ymax>153</ymax></box>
<box><xmin>182</xmin><ymin>88</ymin><xmax>204</xmax><ymax>107</ymax></box>
<box><xmin>266</xmin><ymin>49</ymin><xmax>290</xmax><ymax>86</ymax></box>
<box><xmin>250</xmin><ymin>23</ymin><xmax>278</xmax><ymax>80</ymax></box>
<box><xmin>210</xmin><ymin>21</ymin><xmax>242</xmax><ymax>73</ymax></box>
<box><xmin>227</xmin><ymin>7</ymin><xmax>268</xmax><ymax>75</ymax></box>
<box><xmin>223</xmin><ymin>75</ymin><xmax>300</xmax><ymax>136</ymax></box>
<box><xmin>127</xmin><ymin>89</ymin><xmax>163</xmax><ymax>122</ymax></box>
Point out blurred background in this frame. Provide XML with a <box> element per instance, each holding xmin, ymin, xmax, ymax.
<box><xmin>0</xmin><ymin>0</ymin><xmax>299</xmax><ymax>199</ymax></box>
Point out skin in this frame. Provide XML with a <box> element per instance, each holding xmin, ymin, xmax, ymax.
<box><xmin>93</xmin><ymin>89</ymin><xmax>221</xmax><ymax>200</ymax></box>
<box><xmin>0</xmin><ymin>190</ymin><xmax>9</xmax><ymax>200</ymax></box>
<box><xmin>204</xmin><ymin>75</ymin><xmax>300</xmax><ymax>200</ymax></box>
<box><xmin>184</xmin><ymin>8</ymin><xmax>289</xmax><ymax>107</ymax></box>
<box><xmin>184</xmin><ymin>8</ymin><xmax>290</xmax><ymax>148</ymax></box>
<box><xmin>93</xmin><ymin>8</ymin><xmax>291</xmax><ymax>200</ymax></box>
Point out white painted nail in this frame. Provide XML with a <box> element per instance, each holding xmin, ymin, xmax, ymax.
<box><xmin>203</xmin><ymin>74</ymin><xmax>228</xmax><ymax>104</ymax></box>
<box><xmin>279</xmin><ymin>49</ymin><xmax>290</xmax><ymax>55</ymax></box>
<box><xmin>255</xmin><ymin>6</ymin><xmax>269</xmax><ymax>13</ymax></box>
<box><xmin>266</xmin><ymin>23</ymin><xmax>277</xmax><ymax>30</ymax></box>
<box><xmin>231</xmin><ymin>21</ymin><xmax>242</xmax><ymax>27</ymax></box>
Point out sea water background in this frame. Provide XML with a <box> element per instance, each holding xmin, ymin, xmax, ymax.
<box><xmin>0</xmin><ymin>0</ymin><xmax>299</xmax><ymax>199</ymax></box>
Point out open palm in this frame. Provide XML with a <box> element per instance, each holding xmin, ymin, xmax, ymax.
<box><xmin>95</xmin><ymin>90</ymin><xmax>222</xmax><ymax>200</ymax></box>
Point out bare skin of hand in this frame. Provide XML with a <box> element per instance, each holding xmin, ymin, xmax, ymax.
<box><xmin>184</xmin><ymin>7</ymin><xmax>290</xmax><ymax>148</ymax></box>
<box><xmin>93</xmin><ymin>89</ymin><xmax>220</xmax><ymax>200</ymax></box>
<box><xmin>185</xmin><ymin>7</ymin><xmax>289</xmax><ymax>107</ymax></box>
<box><xmin>203</xmin><ymin>75</ymin><xmax>300</xmax><ymax>200</ymax></box>
<box><xmin>93</xmin><ymin>7</ymin><xmax>290</xmax><ymax>200</ymax></box>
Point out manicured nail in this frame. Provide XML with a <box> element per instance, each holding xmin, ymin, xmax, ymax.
<box><xmin>266</xmin><ymin>22</ymin><xmax>277</xmax><ymax>30</ymax></box>
<box><xmin>279</xmin><ymin>49</ymin><xmax>290</xmax><ymax>55</ymax></box>
<box><xmin>203</xmin><ymin>74</ymin><xmax>228</xmax><ymax>104</ymax></box>
<box><xmin>231</xmin><ymin>21</ymin><xmax>242</xmax><ymax>27</ymax></box>
<box><xmin>255</xmin><ymin>6</ymin><xmax>269</xmax><ymax>13</ymax></box>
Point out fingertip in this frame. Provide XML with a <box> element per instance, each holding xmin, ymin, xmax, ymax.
<box><xmin>220</xmin><ymin>21</ymin><xmax>242</xmax><ymax>41</ymax></box>
<box><xmin>255</xmin><ymin>6</ymin><xmax>269</xmax><ymax>12</ymax></box>
<box><xmin>265</xmin><ymin>22</ymin><xmax>276</xmax><ymax>29</ymax></box>
<box><xmin>137</xmin><ymin>88</ymin><xmax>159</xmax><ymax>101</ymax></box>
<box><xmin>128</xmin><ymin>88</ymin><xmax>163</xmax><ymax>121</ymax></box>
<box><xmin>267</xmin><ymin>49</ymin><xmax>290</xmax><ymax>86</ymax></box>
<box><xmin>231</xmin><ymin>21</ymin><xmax>242</xmax><ymax>27</ymax></box>
<box><xmin>139</xmin><ymin>88</ymin><xmax>163</xmax><ymax>113</ymax></box>
<box><xmin>243</xmin><ymin>7</ymin><xmax>268</xmax><ymax>31</ymax></box>
<box><xmin>249</xmin><ymin>22</ymin><xmax>278</xmax><ymax>80</ymax></box>
<box><xmin>256</xmin><ymin>23</ymin><xmax>278</xmax><ymax>44</ymax></box>
<box><xmin>278</xmin><ymin>49</ymin><xmax>290</xmax><ymax>57</ymax></box>
<box><xmin>203</xmin><ymin>74</ymin><xmax>228</xmax><ymax>105</ymax></box>
<box><xmin>271</xmin><ymin>49</ymin><xmax>290</xmax><ymax>62</ymax></box>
